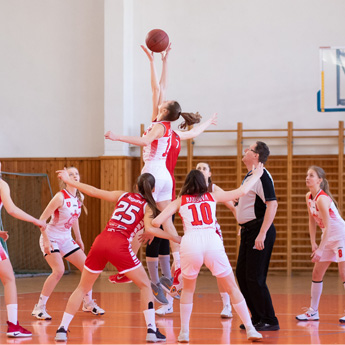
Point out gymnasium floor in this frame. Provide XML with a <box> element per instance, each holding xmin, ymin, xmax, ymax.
<box><xmin>1</xmin><ymin>271</ymin><xmax>345</xmax><ymax>344</ymax></box>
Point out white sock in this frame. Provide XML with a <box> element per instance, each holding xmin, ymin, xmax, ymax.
<box><xmin>180</xmin><ymin>303</ymin><xmax>193</xmax><ymax>333</ymax></box>
<box><xmin>172</xmin><ymin>252</ymin><xmax>180</xmax><ymax>270</ymax></box>
<box><xmin>220</xmin><ymin>292</ymin><xmax>230</xmax><ymax>308</ymax></box>
<box><xmin>83</xmin><ymin>290</ymin><xmax>92</xmax><ymax>303</ymax></box>
<box><xmin>310</xmin><ymin>281</ymin><xmax>323</xmax><ymax>311</ymax></box>
<box><xmin>166</xmin><ymin>293</ymin><xmax>174</xmax><ymax>307</ymax></box>
<box><xmin>7</xmin><ymin>304</ymin><xmax>18</xmax><ymax>324</ymax></box>
<box><xmin>233</xmin><ymin>299</ymin><xmax>252</xmax><ymax>328</ymax></box>
<box><xmin>143</xmin><ymin>308</ymin><xmax>156</xmax><ymax>332</ymax></box>
<box><xmin>59</xmin><ymin>312</ymin><xmax>74</xmax><ymax>330</ymax></box>
<box><xmin>37</xmin><ymin>294</ymin><xmax>49</xmax><ymax>307</ymax></box>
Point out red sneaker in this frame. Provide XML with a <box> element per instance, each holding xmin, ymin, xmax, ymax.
<box><xmin>7</xmin><ymin>321</ymin><xmax>32</xmax><ymax>337</ymax></box>
<box><xmin>170</xmin><ymin>268</ymin><xmax>183</xmax><ymax>298</ymax></box>
<box><xmin>108</xmin><ymin>273</ymin><xmax>132</xmax><ymax>284</ymax></box>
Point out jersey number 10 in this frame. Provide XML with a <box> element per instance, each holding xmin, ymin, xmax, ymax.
<box><xmin>188</xmin><ymin>203</ymin><xmax>213</xmax><ymax>226</ymax></box>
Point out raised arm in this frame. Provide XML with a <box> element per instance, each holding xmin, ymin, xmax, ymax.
<box><xmin>141</xmin><ymin>45</ymin><xmax>160</xmax><ymax>121</ymax></box>
<box><xmin>57</xmin><ymin>169</ymin><xmax>123</xmax><ymax>203</ymax></box>
<box><xmin>158</xmin><ymin>43</ymin><xmax>171</xmax><ymax>106</ymax></box>
<box><xmin>212</xmin><ymin>163</ymin><xmax>264</xmax><ymax>203</ymax></box>
<box><xmin>213</xmin><ymin>184</ymin><xmax>236</xmax><ymax>217</ymax></box>
<box><xmin>104</xmin><ymin>122</ymin><xmax>165</xmax><ymax>147</ymax></box>
<box><xmin>175</xmin><ymin>113</ymin><xmax>217</xmax><ymax>140</ymax></box>
<box><xmin>0</xmin><ymin>179</ymin><xmax>46</xmax><ymax>229</ymax></box>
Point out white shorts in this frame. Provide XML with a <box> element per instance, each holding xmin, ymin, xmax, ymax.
<box><xmin>39</xmin><ymin>230</ymin><xmax>80</xmax><ymax>258</ymax></box>
<box><xmin>180</xmin><ymin>230</ymin><xmax>232</xmax><ymax>279</ymax></box>
<box><xmin>0</xmin><ymin>242</ymin><xmax>9</xmax><ymax>261</ymax></box>
<box><xmin>142</xmin><ymin>163</ymin><xmax>172</xmax><ymax>203</ymax></box>
<box><xmin>320</xmin><ymin>238</ymin><xmax>345</xmax><ymax>263</ymax></box>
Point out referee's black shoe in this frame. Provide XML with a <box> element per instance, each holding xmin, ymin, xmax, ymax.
<box><xmin>254</xmin><ymin>321</ymin><xmax>280</xmax><ymax>331</ymax></box>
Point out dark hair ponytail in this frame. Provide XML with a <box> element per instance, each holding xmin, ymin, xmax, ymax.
<box><xmin>137</xmin><ymin>173</ymin><xmax>160</xmax><ymax>217</ymax></box>
<box><xmin>178</xmin><ymin>112</ymin><xmax>202</xmax><ymax>130</ymax></box>
<box><xmin>162</xmin><ymin>101</ymin><xmax>202</xmax><ymax>129</ymax></box>
<box><xmin>309</xmin><ymin>165</ymin><xmax>338</xmax><ymax>208</ymax></box>
<box><xmin>179</xmin><ymin>170</ymin><xmax>208</xmax><ymax>197</ymax></box>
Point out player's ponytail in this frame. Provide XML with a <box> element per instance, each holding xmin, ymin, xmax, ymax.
<box><xmin>179</xmin><ymin>111</ymin><xmax>202</xmax><ymax>130</ymax></box>
<box><xmin>137</xmin><ymin>173</ymin><xmax>160</xmax><ymax>218</ymax></box>
<box><xmin>309</xmin><ymin>165</ymin><xmax>338</xmax><ymax>208</ymax></box>
<box><xmin>161</xmin><ymin>101</ymin><xmax>202</xmax><ymax>129</ymax></box>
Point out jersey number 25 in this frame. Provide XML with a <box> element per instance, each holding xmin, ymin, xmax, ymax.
<box><xmin>112</xmin><ymin>201</ymin><xmax>140</xmax><ymax>225</ymax></box>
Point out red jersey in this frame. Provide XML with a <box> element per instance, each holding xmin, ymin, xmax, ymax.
<box><xmin>0</xmin><ymin>195</ymin><xmax>2</xmax><ymax>211</ymax></box>
<box><xmin>166</xmin><ymin>131</ymin><xmax>181</xmax><ymax>200</ymax></box>
<box><xmin>106</xmin><ymin>192</ymin><xmax>147</xmax><ymax>240</ymax></box>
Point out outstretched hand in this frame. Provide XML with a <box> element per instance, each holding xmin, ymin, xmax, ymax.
<box><xmin>252</xmin><ymin>162</ymin><xmax>264</xmax><ymax>178</ymax></box>
<box><xmin>141</xmin><ymin>45</ymin><xmax>154</xmax><ymax>62</ymax></box>
<box><xmin>0</xmin><ymin>231</ymin><xmax>9</xmax><ymax>241</ymax></box>
<box><xmin>160</xmin><ymin>42</ymin><xmax>172</xmax><ymax>61</ymax></box>
<box><xmin>56</xmin><ymin>168</ymin><xmax>70</xmax><ymax>184</ymax></box>
<box><xmin>210</xmin><ymin>113</ymin><xmax>217</xmax><ymax>126</ymax></box>
<box><xmin>104</xmin><ymin>131</ymin><xmax>118</xmax><ymax>142</ymax></box>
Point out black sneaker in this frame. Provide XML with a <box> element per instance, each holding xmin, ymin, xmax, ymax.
<box><xmin>55</xmin><ymin>327</ymin><xmax>68</xmax><ymax>341</ymax></box>
<box><xmin>146</xmin><ymin>328</ymin><xmax>166</xmax><ymax>342</ymax></box>
<box><xmin>255</xmin><ymin>321</ymin><xmax>280</xmax><ymax>331</ymax></box>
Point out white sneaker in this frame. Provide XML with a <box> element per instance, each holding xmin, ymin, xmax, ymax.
<box><xmin>31</xmin><ymin>304</ymin><xmax>52</xmax><ymax>320</ymax></box>
<box><xmin>55</xmin><ymin>326</ymin><xmax>68</xmax><ymax>341</ymax></box>
<box><xmin>246</xmin><ymin>326</ymin><xmax>263</xmax><ymax>341</ymax></box>
<box><xmin>220</xmin><ymin>304</ymin><xmax>233</xmax><ymax>319</ymax></box>
<box><xmin>82</xmin><ymin>300</ymin><xmax>105</xmax><ymax>315</ymax></box>
<box><xmin>339</xmin><ymin>315</ymin><xmax>345</xmax><ymax>323</ymax></box>
<box><xmin>296</xmin><ymin>307</ymin><xmax>319</xmax><ymax>321</ymax></box>
<box><xmin>178</xmin><ymin>330</ymin><xmax>189</xmax><ymax>343</ymax></box>
<box><xmin>156</xmin><ymin>304</ymin><xmax>173</xmax><ymax>316</ymax></box>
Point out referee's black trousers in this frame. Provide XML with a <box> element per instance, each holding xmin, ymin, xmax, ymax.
<box><xmin>236</xmin><ymin>221</ymin><xmax>279</xmax><ymax>326</ymax></box>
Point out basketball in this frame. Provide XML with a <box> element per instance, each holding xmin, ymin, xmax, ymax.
<box><xmin>145</xmin><ymin>29</ymin><xmax>169</xmax><ymax>53</ymax></box>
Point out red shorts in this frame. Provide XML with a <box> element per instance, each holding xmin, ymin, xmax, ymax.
<box><xmin>84</xmin><ymin>229</ymin><xmax>141</xmax><ymax>274</ymax></box>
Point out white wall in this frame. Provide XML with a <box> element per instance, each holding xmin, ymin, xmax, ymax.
<box><xmin>1</xmin><ymin>0</ymin><xmax>344</xmax><ymax>158</ymax></box>
<box><xmin>0</xmin><ymin>0</ymin><xmax>104</xmax><ymax>157</ymax></box>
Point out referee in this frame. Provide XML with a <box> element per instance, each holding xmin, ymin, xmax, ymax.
<box><xmin>235</xmin><ymin>141</ymin><xmax>279</xmax><ymax>331</ymax></box>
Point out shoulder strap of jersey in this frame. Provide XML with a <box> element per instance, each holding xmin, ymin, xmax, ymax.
<box><xmin>61</xmin><ymin>189</ymin><xmax>70</xmax><ymax>199</ymax></box>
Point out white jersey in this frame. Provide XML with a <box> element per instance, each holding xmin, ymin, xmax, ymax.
<box><xmin>179</xmin><ymin>193</ymin><xmax>217</xmax><ymax>233</ymax></box>
<box><xmin>308</xmin><ymin>189</ymin><xmax>345</xmax><ymax>241</ymax></box>
<box><xmin>143</xmin><ymin>121</ymin><xmax>172</xmax><ymax>164</ymax></box>
<box><xmin>46</xmin><ymin>189</ymin><xmax>82</xmax><ymax>234</ymax></box>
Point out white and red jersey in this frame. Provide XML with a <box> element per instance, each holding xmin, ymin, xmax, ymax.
<box><xmin>308</xmin><ymin>189</ymin><xmax>345</xmax><ymax>241</ymax></box>
<box><xmin>46</xmin><ymin>189</ymin><xmax>82</xmax><ymax>233</ymax></box>
<box><xmin>143</xmin><ymin>121</ymin><xmax>172</xmax><ymax>163</ymax></box>
<box><xmin>179</xmin><ymin>193</ymin><xmax>217</xmax><ymax>233</ymax></box>
<box><xmin>0</xmin><ymin>195</ymin><xmax>3</xmax><ymax>211</ymax></box>
<box><xmin>105</xmin><ymin>192</ymin><xmax>147</xmax><ymax>241</ymax></box>
<box><xmin>166</xmin><ymin>131</ymin><xmax>181</xmax><ymax>200</ymax></box>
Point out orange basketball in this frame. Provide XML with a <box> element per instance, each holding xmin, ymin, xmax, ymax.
<box><xmin>145</xmin><ymin>29</ymin><xmax>169</xmax><ymax>53</ymax></box>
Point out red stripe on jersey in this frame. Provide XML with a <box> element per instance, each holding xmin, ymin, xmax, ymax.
<box><xmin>61</xmin><ymin>190</ymin><xmax>71</xmax><ymax>199</ymax></box>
